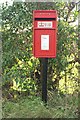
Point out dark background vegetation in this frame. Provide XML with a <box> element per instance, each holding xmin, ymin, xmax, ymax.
<box><xmin>1</xmin><ymin>1</ymin><xmax>80</xmax><ymax>118</ymax></box>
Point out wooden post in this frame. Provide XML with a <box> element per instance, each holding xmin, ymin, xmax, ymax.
<box><xmin>41</xmin><ymin>58</ymin><xmax>48</xmax><ymax>104</ymax></box>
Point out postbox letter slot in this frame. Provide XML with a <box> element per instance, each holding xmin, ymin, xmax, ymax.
<box><xmin>35</xmin><ymin>18</ymin><xmax>56</xmax><ymax>21</ymax></box>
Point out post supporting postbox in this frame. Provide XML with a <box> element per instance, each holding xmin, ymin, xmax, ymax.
<box><xmin>33</xmin><ymin>10</ymin><xmax>57</xmax><ymax>104</ymax></box>
<box><xmin>41</xmin><ymin>58</ymin><xmax>48</xmax><ymax>104</ymax></box>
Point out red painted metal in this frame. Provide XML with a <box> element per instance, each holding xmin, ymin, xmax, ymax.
<box><xmin>33</xmin><ymin>10</ymin><xmax>57</xmax><ymax>58</ymax></box>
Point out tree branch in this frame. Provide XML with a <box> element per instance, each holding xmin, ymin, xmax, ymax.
<box><xmin>68</xmin><ymin>19</ymin><xmax>76</xmax><ymax>23</ymax></box>
<box><xmin>65</xmin><ymin>2</ymin><xmax>75</xmax><ymax>22</ymax></box>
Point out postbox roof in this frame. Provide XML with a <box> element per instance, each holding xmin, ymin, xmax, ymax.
<box><xmin>33</xmin><ymin>10</ymin><xmax>57</xmax><ymax>18</ymax></box>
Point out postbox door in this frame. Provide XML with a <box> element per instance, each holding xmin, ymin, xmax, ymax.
<box><xmin>34</xmin><ymin>29</ymin><xmax>56</xmax><ymax>57</ymax></box>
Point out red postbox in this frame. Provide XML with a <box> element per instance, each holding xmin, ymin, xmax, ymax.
<box><xmin>33</xmin><ymin>10</ymin><xmax>57</xmax><ymax>58</ymax></box>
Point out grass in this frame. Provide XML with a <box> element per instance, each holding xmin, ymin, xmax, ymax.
<box><xmin>2</xmin><ymin>92</ymin><xmax>78</xmax><ymax>118</ymax></box>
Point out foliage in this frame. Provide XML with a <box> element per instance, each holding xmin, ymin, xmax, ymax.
<box><xmin>2</xmin><ymin>2</ymin><xmax>79</xmax><ymax>98</ymax></box>
<box><xmin>2</xmin><ymin>94</ymin><xmax>78</xmax><ymax>118</ymax></box>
